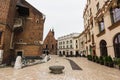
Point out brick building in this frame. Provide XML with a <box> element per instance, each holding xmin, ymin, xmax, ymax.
<box><xmin>43</xmin><ymin>29</ymin><xmax>57</xmax><ymax>55</ymax></box>
<box><xmin>0</xmin><ymin>0</ymin><xmax>45</xmax><ymax>65</ymax></box>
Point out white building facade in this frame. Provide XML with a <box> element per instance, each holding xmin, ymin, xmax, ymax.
<box><xmin>57</xmin><ymin>33</ymin><xmax>80</xmax><ymax>56</ymax></box>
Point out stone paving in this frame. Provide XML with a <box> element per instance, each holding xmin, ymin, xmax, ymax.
<box><xmin>0</xmin><ymin>55</ymin><xmax>120</xmax><ymax>80</ymax></box>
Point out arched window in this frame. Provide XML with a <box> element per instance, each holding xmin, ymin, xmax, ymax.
<box><xmin>100</xmin><ymin>40</ymin><xmax>108</xmax><ymax>56</ymax></box>
<box><xmin>113</xmin><ymin>33</ymin><xmax>120</xmax><ymax>58</ymax></box>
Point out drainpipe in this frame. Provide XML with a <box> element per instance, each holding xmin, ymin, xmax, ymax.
<box><xmin>10</xmin><ymin>31</ymin><xmax>14</xmax><ymax>49</ymax></box>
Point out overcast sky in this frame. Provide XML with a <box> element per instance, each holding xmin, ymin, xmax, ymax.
<box><xmin>26</xmin><ymin>0</ymin><xmax>87</xmax><ymax>39</ymax></box>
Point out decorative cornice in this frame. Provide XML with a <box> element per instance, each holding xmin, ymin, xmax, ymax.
<box><xmin>96</xmin><ymin>30</ymin><xmax>106</xmax><ymax>37</ymax></box>
<box><xmin>108</xmin><ymin>20</ymin><xmax>120</xmax><ymax>30</ymax></box>
<box><xmin>95</xmin><ymin>0</ymin><xmax>113</xmax><ymax>21</ymax></box>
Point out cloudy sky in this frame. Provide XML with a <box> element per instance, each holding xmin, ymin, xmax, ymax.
<box><xmin>26</xmin><ymin>0</ymin><xmax>87</xmax><ymax>39</ymax></box>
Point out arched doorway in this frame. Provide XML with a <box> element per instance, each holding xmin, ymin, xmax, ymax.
<box><xmin>59</xmin><ymin>51</ymin><xmax>61</xmax><ymax>55</ymax></box>
<box><xmin>113</xmin><ymin>33</ymin><xmax>120</xmax><ymax>58</ymax></box>
<box><xmin>70</xmin><ymin>51</ymin><xmax>73</xmax><ymax>57</ymax></box>
<box><xmin>75</xmin><ymin>51</ymin><xmax>79</xmax><ymax>57</ymax></box>
<box><xmin>63</xmin><ymin>51</ymin><xmax>65</xmax><ymax>55</ymax></box>
<box><xmin>100</xmin><ymin>40</ymin><xmax>108</xmax><ymax>56</ymax></box>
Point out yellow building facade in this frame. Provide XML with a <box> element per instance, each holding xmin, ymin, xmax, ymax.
<box><xmin>83</xmin><ymin>0</ymin><xmax>120</xmax><ymax>58</ymax></box>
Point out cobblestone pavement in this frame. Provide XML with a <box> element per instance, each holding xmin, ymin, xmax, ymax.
<box><xmin>0</xmin><ymin>55</ymin><xmax>120</xmax><ymax>80</ymax></box>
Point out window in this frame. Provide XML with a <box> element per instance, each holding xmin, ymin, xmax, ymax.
<box><xmin>110</xmin><ymin>7</ymin><xmax>120</xmax><ymax>23</ymax></box>
<box><xmin>46</xmin><ymin>44</ymin><xmax>48</xmax><ymax>49</ymax></box>
<box><xmin>98</xmin><ymin>18</ymin><xmax>105</xmax><ymax>32</ymax></box>
<box><xmin>52</xmin><ymin>44</ymin><xmax>54</xmax><ymax>49</ymax></box>
<box><xmin>59</xmin><ymin>46</ymin><xmax>61</xmax><ymax>49</ymax></box>
<box><xmin>88</xmin><ymin>32</ymin><xmax>91</xmax><ymax>41</ymax></box>
<box><xmin>36</xmin><ymin>19</ymin><xmax>39</xmax><ymax>24</ymax></box>
<box><xmin>19</xmin><ymin>39</ymin><xmax>23</xmax><ymax>42</ymax></box>
<box><xmin>76</xmin><ymin>45</ymin><xmax>78</xmax><ymax>48</ymax></box>
<box><xmin>76</xmin><ymin>40</ymin><xmax>78</xmax><ymax>43</ymax></box>
<box><xmin>70</xmin><ymin>45</ymin><xmax>72</xmax><ymax>48</ymax></box>
<box><xmin>96</xmin><ymin>2</ymin><xmax>99</xmax><ymax>11</ymax></box>
<box><xmin>92</xmin><ymin>34</ymin><xmax>95</xmax><ymax>44</ymax></box>
<box><xmin>100</xmin><ymin>40</ymin><xmax>108</xmax><ymax>57</ymax></box>
<box><xmin>89</xmin><ymin>0</ymin><xmax>91</xmax><ymax>4</ymax></box>
<box><xmin>113</xmin><ymin>33</ymin><xmax>120</xmax><ymax>58</ymax></box>
<box><xmin>61</xmin><ymin>42</ymin><xmax>62</xmax><ymax>45</ymax></box>
<box><xmin>66</xmin><ymin>41</ymin><xmax>69</xmax><ymax>44</ymax></box>
<box><xmin>66</xmin><ymin>45</ymin><xmax>69</xmax><ymax>48</ymax></box>
<box><xmin>91</xmin><ymin>20</ymin><xmax>93</xmax><ymax>28</ymax></box>
<box><xmin>70</xmin><ymin>51</ymin><xmax>73</xmax><ymax>56</ymax></box>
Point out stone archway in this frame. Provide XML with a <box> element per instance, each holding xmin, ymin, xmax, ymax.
<box><xmin>100</xmin><ymin>40</ymin><xmax>108</xmax><ymax>56</ymax></box>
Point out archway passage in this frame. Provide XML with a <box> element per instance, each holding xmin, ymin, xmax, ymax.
<box><xmin>75</xmin><ymin>51</ymin><xmax>79</xmax><ymax>57</ymax></box>
<box><xmin>114</xmin><ymin>33</ymin><xmax>120</xmax><ymax>58</ymax></box>
<box><xmin>100</xmin><ymin>40</ymin><xmax>108</xmax><ymax>57</ymax></box>
<box><xmin>70</xmin><ymin>51</ymin><xmax>73</xmax><ymax>57</ymax></box>
<box><xmin>63</xmin><ymin>51</ymin><xmax>65</xmax><ymax>55</ymax></box>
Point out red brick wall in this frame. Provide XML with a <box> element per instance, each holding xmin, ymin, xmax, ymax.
<box><xmin>0</xmin><ymin>0</ymin><xmax>17</xmax><ymax>64</ymax></box>
<box><xmin>43</xmin><ymin>30</ymin><xmax>57</xmax><ymax>55</ymax></box>
<box><xmin>13</xmin><ymin>1</ymin><xmax>44</xmax><ymax>57</ymax></box>
<box><xmin>0</xmin><ymin>0</ymin><xmax>45</xmax><ymax>64</ymax></box>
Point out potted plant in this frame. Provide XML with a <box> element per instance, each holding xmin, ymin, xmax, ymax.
<box><xmin>107</xmin><ymin>56</ymin><xmax>114</xmax><ymax>67</ymax></box>
<box><xmin>117</xmin><ymin>58</ymin><xmax>120</xmax><ymax>69</ymax></box>
<box><xmin>118</xmin><ymin>64</ymin><xmax>120</xmax><ymax>70</ymax></box>
<box><xmin>95</xmin><ymin>56</ymin><xmax>99</xmax><ymax>63</ymax></box>
<box><xmin>99</xmin><ymin>56</ymin><xmax>104</xmax><ymax>65</ymax></box>
<box><xmin>92</xmin><ymin>56</ymin><xmax>96</xmax><ymax>62</ymax></box>
<box><xmin>87</xmin><ymin>55</ymin><xmax>92</xmax><ymax>61</ymax></box>
<box><xmin>104</xmin><ymin>56</ymin><xmax>109</xmax><ymax>66</ymax></box>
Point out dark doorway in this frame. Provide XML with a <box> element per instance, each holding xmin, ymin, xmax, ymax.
<box><xmin>100</xmin><ymin>40</ymin><xmax>108</xmax><ymax>56</ymax></box>
<box><xmin>75</xmin><ymin>51</ymin><xmax>79</xmax><ymax>57</ymax></box>
<box><xmin>63</xmin><ymin>51</ymin><xmax>65</xmax><ymax>55</ymax></box>
<box><xmin>17</xmin><ymin>51</ymin><xmax>23</xmax><ymax>57</ymax></box>
<box><xmin>113</xmin><ymin>33</ymin><xmax>120</xmax><ymax>58</ymax></box>
<box><xmin>70</xmin><ymin>51</ymin><xmax>73</xmax><ymax>57</ymax></box>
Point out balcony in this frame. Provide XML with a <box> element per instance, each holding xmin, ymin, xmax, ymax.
<box><xmin>13</xmin><ymin>18</ymin><xmax>23</xmax><ymax>32</ymax></box>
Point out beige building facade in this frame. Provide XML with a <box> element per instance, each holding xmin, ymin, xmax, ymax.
<box><xmin>78</xmin><ymin>31</ymin><xmax>86</xmax><ymax>56</ymax></box>
<box><xmin>82</xmin><ymin>0</ymin><xmax>120</xmax><ymax>58</ymax></box>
